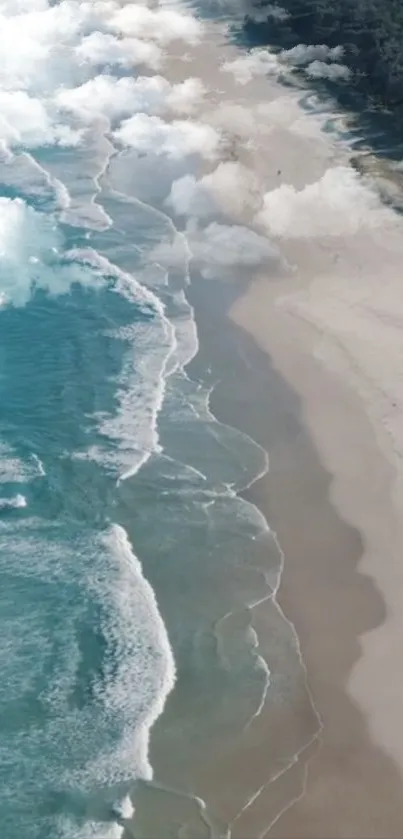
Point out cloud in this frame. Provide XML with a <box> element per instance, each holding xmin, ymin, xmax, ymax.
<box><xmin>280</xmin><ymin>44</ymin><xmax>344</xmax><ymax>67</ymax></box>
<box><xmin>187</xmin><ymin>221</ymin><xmax>280</xmax><ymax>277</ymax></box>
<box><xmin>166</xmin><ymin>162</ymin><xmax>262</xmax><ymax>219</ymax></box>
<box><xmin>0</xmin><ymin>0</ymin><xmax>207</xmax><ymax>156</ymax></box>
<box><xmin>0</xmin><ymin>90</ymin><xmax>82</xmax><ymax>148</ymax></box>
<box><xmin>113</xmin><ymin>114</ymin><xmax>221</xmax><ymax>159</ymax></box>
<box><xmin>75</xmin><ymin>31</ymin><xmax>163</xmax><ymax>71</ymax></box>
<box><xmin>0</xmin><ymin>198</ymin><xmax>101</xmax><ymax>307</ymax></box>
<box><xmin>221</xmin><ymin>42</ymin><xmax>349</xmax><ymax>86</ymax></box>
<box><xmin>256</xmin><ymin>166</ymin><xmax>391</xmax><ymax>238</ymax></box>
<box><xmin>246</xmin><ymin>3</ymin><xmax>290</xmax><ymax>22</ymax></box>
<box><xmin>55</xmin><ymin>75</ymin><xmax>168</xmax><ymax>122</ymax></box>
<box><xmin>306</xmin><ymin>60</ymin><xmax>351</xmax><ymax>81</ymax></box>
<box><xmin>55</xmin><ymin>74</ymin><xmax>205</xmax><ymax>124</ymax></box>
<box><xmin>164</xmin><ymin>78</ymin><xmax>205</xmax><ymax>115</ymax></box>
<box><xmin>166</xmin><ymin>174</ymin><xmax>215</xmax><ymax>218</ymax></box>
<box><xmin>108</xmin><ymin>4</ymin><xmax>203</xmax><ymax>44</ymax></box>
<box><xmin>212</xmin><ymin>0</ymin><xmax>288</xmax><ymax>21</ymax></box>
<box><xmin>222</xmin><ymin>49</ymin><xmax>282</xmax><ymax>84</ymax></box>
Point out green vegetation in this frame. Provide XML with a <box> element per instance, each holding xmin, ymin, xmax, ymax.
<box><xmin>248</xmin><ymin>0</ymin><xmax>403</xmax><ymax>110</ymax></box>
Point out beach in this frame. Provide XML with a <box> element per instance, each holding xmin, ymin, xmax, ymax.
<box><xmin>3</xmin><ymin>3</ymin><xmax>403</xmax><ymax>836</ymax></box>
<box><xmin>116</xmin><ymin>14</ymin><xmax>403</xmax><ymax>836</ymax></box>
<box><xmin>230</xmin><ymin>281</ymin><xmax>403</xmax><ymax>836</ymax></box>
<box><xmin>178</xmin><ymin>233</ymin><xmax>403</xmax><ymax>835</ymax></box>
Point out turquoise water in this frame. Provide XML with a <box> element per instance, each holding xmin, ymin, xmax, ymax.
<box><xmin>0</xmin><ymin>3</ymin><xmax>319</xmax><ymax>836</ymax></box>
<box><xmin>0</xmin><ymin>147</ymin><xmax>281</xmax><ymax>835</ymax></box>
<box><xmin>0</xmin><ymin>98</ymin><xmax>274</xmax><ymax>839</ymax></box>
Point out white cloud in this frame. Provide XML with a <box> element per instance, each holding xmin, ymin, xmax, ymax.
<box><xmin>55</xmin><ymin>75</ymin><xmax>165</xmax><ymax>122</ymax></box>
<box><xmin>187</xmin><ymin>221</ymin><xmax>280</xmax><ymax>277</ymax></box>
<box><xmin>113</xmin><ymin>114</ymin><xmax>221</xmax><ymax>159</ymax></box>
<box><xmin>55</xmin><ymin>75</ymin><xmax>205</xmax><ymax>124</ymax></box>
<box><xmin>164</xmin><ymin>78</ymin><xmax>205</xmax><ymax>115</ymax></box>
<box><xmin>222</xmin><ymin>42</ymin><xmax>349</xmax><ymax>86</ymax></box>
<box><xmin>0</xmin><ymin>198</ymin><xmax>102</xmax><ymax>307</ymax></box>
<box><xmin>0</xmin><ymin>0</ymin><xmax>206</xmax><ymax>155</ymax></box>
<box><xmin>166</xmin><ymin>162</ymin><xmax>261</xmax><ymax>218</ymax></box>
<box><xmin>306</xmin><ymin>60</ymin><xmax>351</xmax><ymax>81</ymax></box>
<box><xmin>246</xmin><ymin>3</ymin><xmax>289</xmax><ymax>22</ymax></box>
<box><xmin>75</xmin><ymin>31</ymin><xmax>163</xmax><ymax>71</ymax></box>
<box><xmin>280</xmin><ymin>44</ymin><xmax>344</xmax><ymax>67</ymax></box>
<box><xmin>0</xmin><ymin>90</ymin><xmax>81</xmax><ymax>148</ymax></box>
<box><xmin>256</xmin><ymin>166</ymin><xmax>391</xmax><ymax>238</ymax></box>
<box><xmin>108</xmin><ymin>4</ymin><xmax>203</xmax><ymax>44</ymax></box>
<box><xmin>222</xmin><ymin>49</ymin><xmax>282</xmax><ymax>84</ymax></box>
<box><xmin>166</xmin><ymin>173</ymin><xmax>215</xmax><ymax>218</ymax></box>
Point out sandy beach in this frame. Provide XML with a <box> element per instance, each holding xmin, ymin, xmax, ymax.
<box><xmin>229</xmin><ymin>279</ymin><xmax>403</xmax><ymax>836</ymax></box>
<box><xmin>206</xmin><ymin>29</ymin><xmax>403</xmax><ymax>833</ymax></box>
<box><xmin>123</xmin><ymin>13</ymin><xmax>403</xmax><ymax>836</ymax></box>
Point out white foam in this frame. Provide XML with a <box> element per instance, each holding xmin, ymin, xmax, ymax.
<box><xmin>31</xmin><ymin>453</ymin><xmax>46</xmax><ymax>477</ymax></box>
<box><xmin>112</xmin><ymin>793</ymin><xmax>134</xmax><ymax>821</ymax></box>
<box><xmin>66</xmin><ymin>248</ymin><xmax>176</xmax><ymax>481</ymax></box>
<box><xmin>0</xmin><ymin>493</ymin><xmax>27</xmax><ymax>510</ymax></box>
<box><xmin>0</xmin><ymin>518</ymin><xmax>175</xmax><ymax>821</ymax></box>
<box><xmin>56</xmin><ymin>816</ymin><xmax>124</xmax><ymax>839</ymax></box>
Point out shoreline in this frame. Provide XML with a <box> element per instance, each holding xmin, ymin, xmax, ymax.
<box><xmin>120</xmin><ymin>16</ymin><xmax>403</xmax><ymax>836</ymax></box>
<box><xmin>186</xmin><ymin>268</ymin><xmax>403</xmax><ymax>836</ymax></box>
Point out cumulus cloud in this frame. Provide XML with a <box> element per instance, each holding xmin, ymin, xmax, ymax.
<box><xmin>187</xmin><ymin>221</ymin><xmax>280</xmax><ymax>278</ymax></box>
<box><xmin>256</xmin><ymin>166</ymin><xmax>390</xmax><ymax>238</ymax></box>
<box><xmin>0</xmin><ymin>0</ymin><xmax>205</xmax><ymax>148</ymax></box>
<box><xmin>246</xmin><ymin>2</ymin><xmax>290</xmax><ymax>22</ymax></box>
<box><xmin>277</xmin><ymin>44</ymin><xmax>351</xmax><ymax>82</ymax></box>
<box><xmin>280</xmin><ymin>44</ymin><xmax>344</xmax><ymax>67</ymax></box>
<box><xmin>75</xmin><ymin>31</ymin><xmax>163</xmax><ymax>71</ymax></box>
<box><xmin>0</xmin><ymin>90</ymin><xmax>81</xmax><ymax>148</ymax></box>
<box><xmin>222</xmin><ymin>42</ymin><xmax>350</xmax><ymax>86</ymax></box>
<box><xmin>148</xmin><ymin>220</ymin><xmax>280</xmax><ymax>278</ymax></box>
<box><xmin>0</xmin><ymin>0</ymin><xmax>203</xmax><ymax>98</ymax></box>
<box><xmin>166</xmin><ymin>173</ymin><xmax>215</xmax><ymax>217</ymax></box>
<box><xmin>164</xmin><ymin>78</ymin><xmax>205</xmax><ymax>115</ymax></box>
<box><xmin>108</xmin><ymin>4</ymin><xmax>203</xmax><ymax>44</ymax></box>
<box><xmin>222</xmin><ymin>49</ymin><xmax>282</xmax><ymax>84</ymax></box>
<box><xmin>0</xmin><ymin>198</ymin><xmax>100</xmax><ymax>307</ymax></box>
<box><xmin>55</xmin><ymin>74</ymin><xmax>206</xmax><ymax>125</ymax></box>
<box><xmin>306</xmin><ymin>60</ymin><xmax>351</xmax><ymax>81</ymax></box>
<box><xmin>0</xmin><ymin>0</ymin><xmax>211</xmax><ymax>166</ymax></box>
<box><xmin>113</xmin><ymin>114</ymin><xmax>221</xmax><ymax>159</ymax></box>
<box><xmin>166</xmin><ymin>162</ymin><xmax>262</xmax><ymax>219</ymax></box>
<box><xmin>56</xmin><ymin>75</ymin><xmax>160</xmax><ymax>122</ymax></box>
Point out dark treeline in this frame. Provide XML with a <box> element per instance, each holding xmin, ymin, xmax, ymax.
<box><xmin>245</xmin><ymin>0</ymin><xmax>403</xmax><ymax>115</ymax></box>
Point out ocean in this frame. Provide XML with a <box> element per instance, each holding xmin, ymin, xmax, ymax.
<box><xmin>0</xmin><ymin>2</ymin><xmax>321</xmax><ymax>837</ymax></box>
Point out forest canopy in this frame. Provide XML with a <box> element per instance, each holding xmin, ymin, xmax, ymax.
<box><xmin>246</xmin><ymin>0</ymin><xmax>403</xmax><ymax>110</ymax></box>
